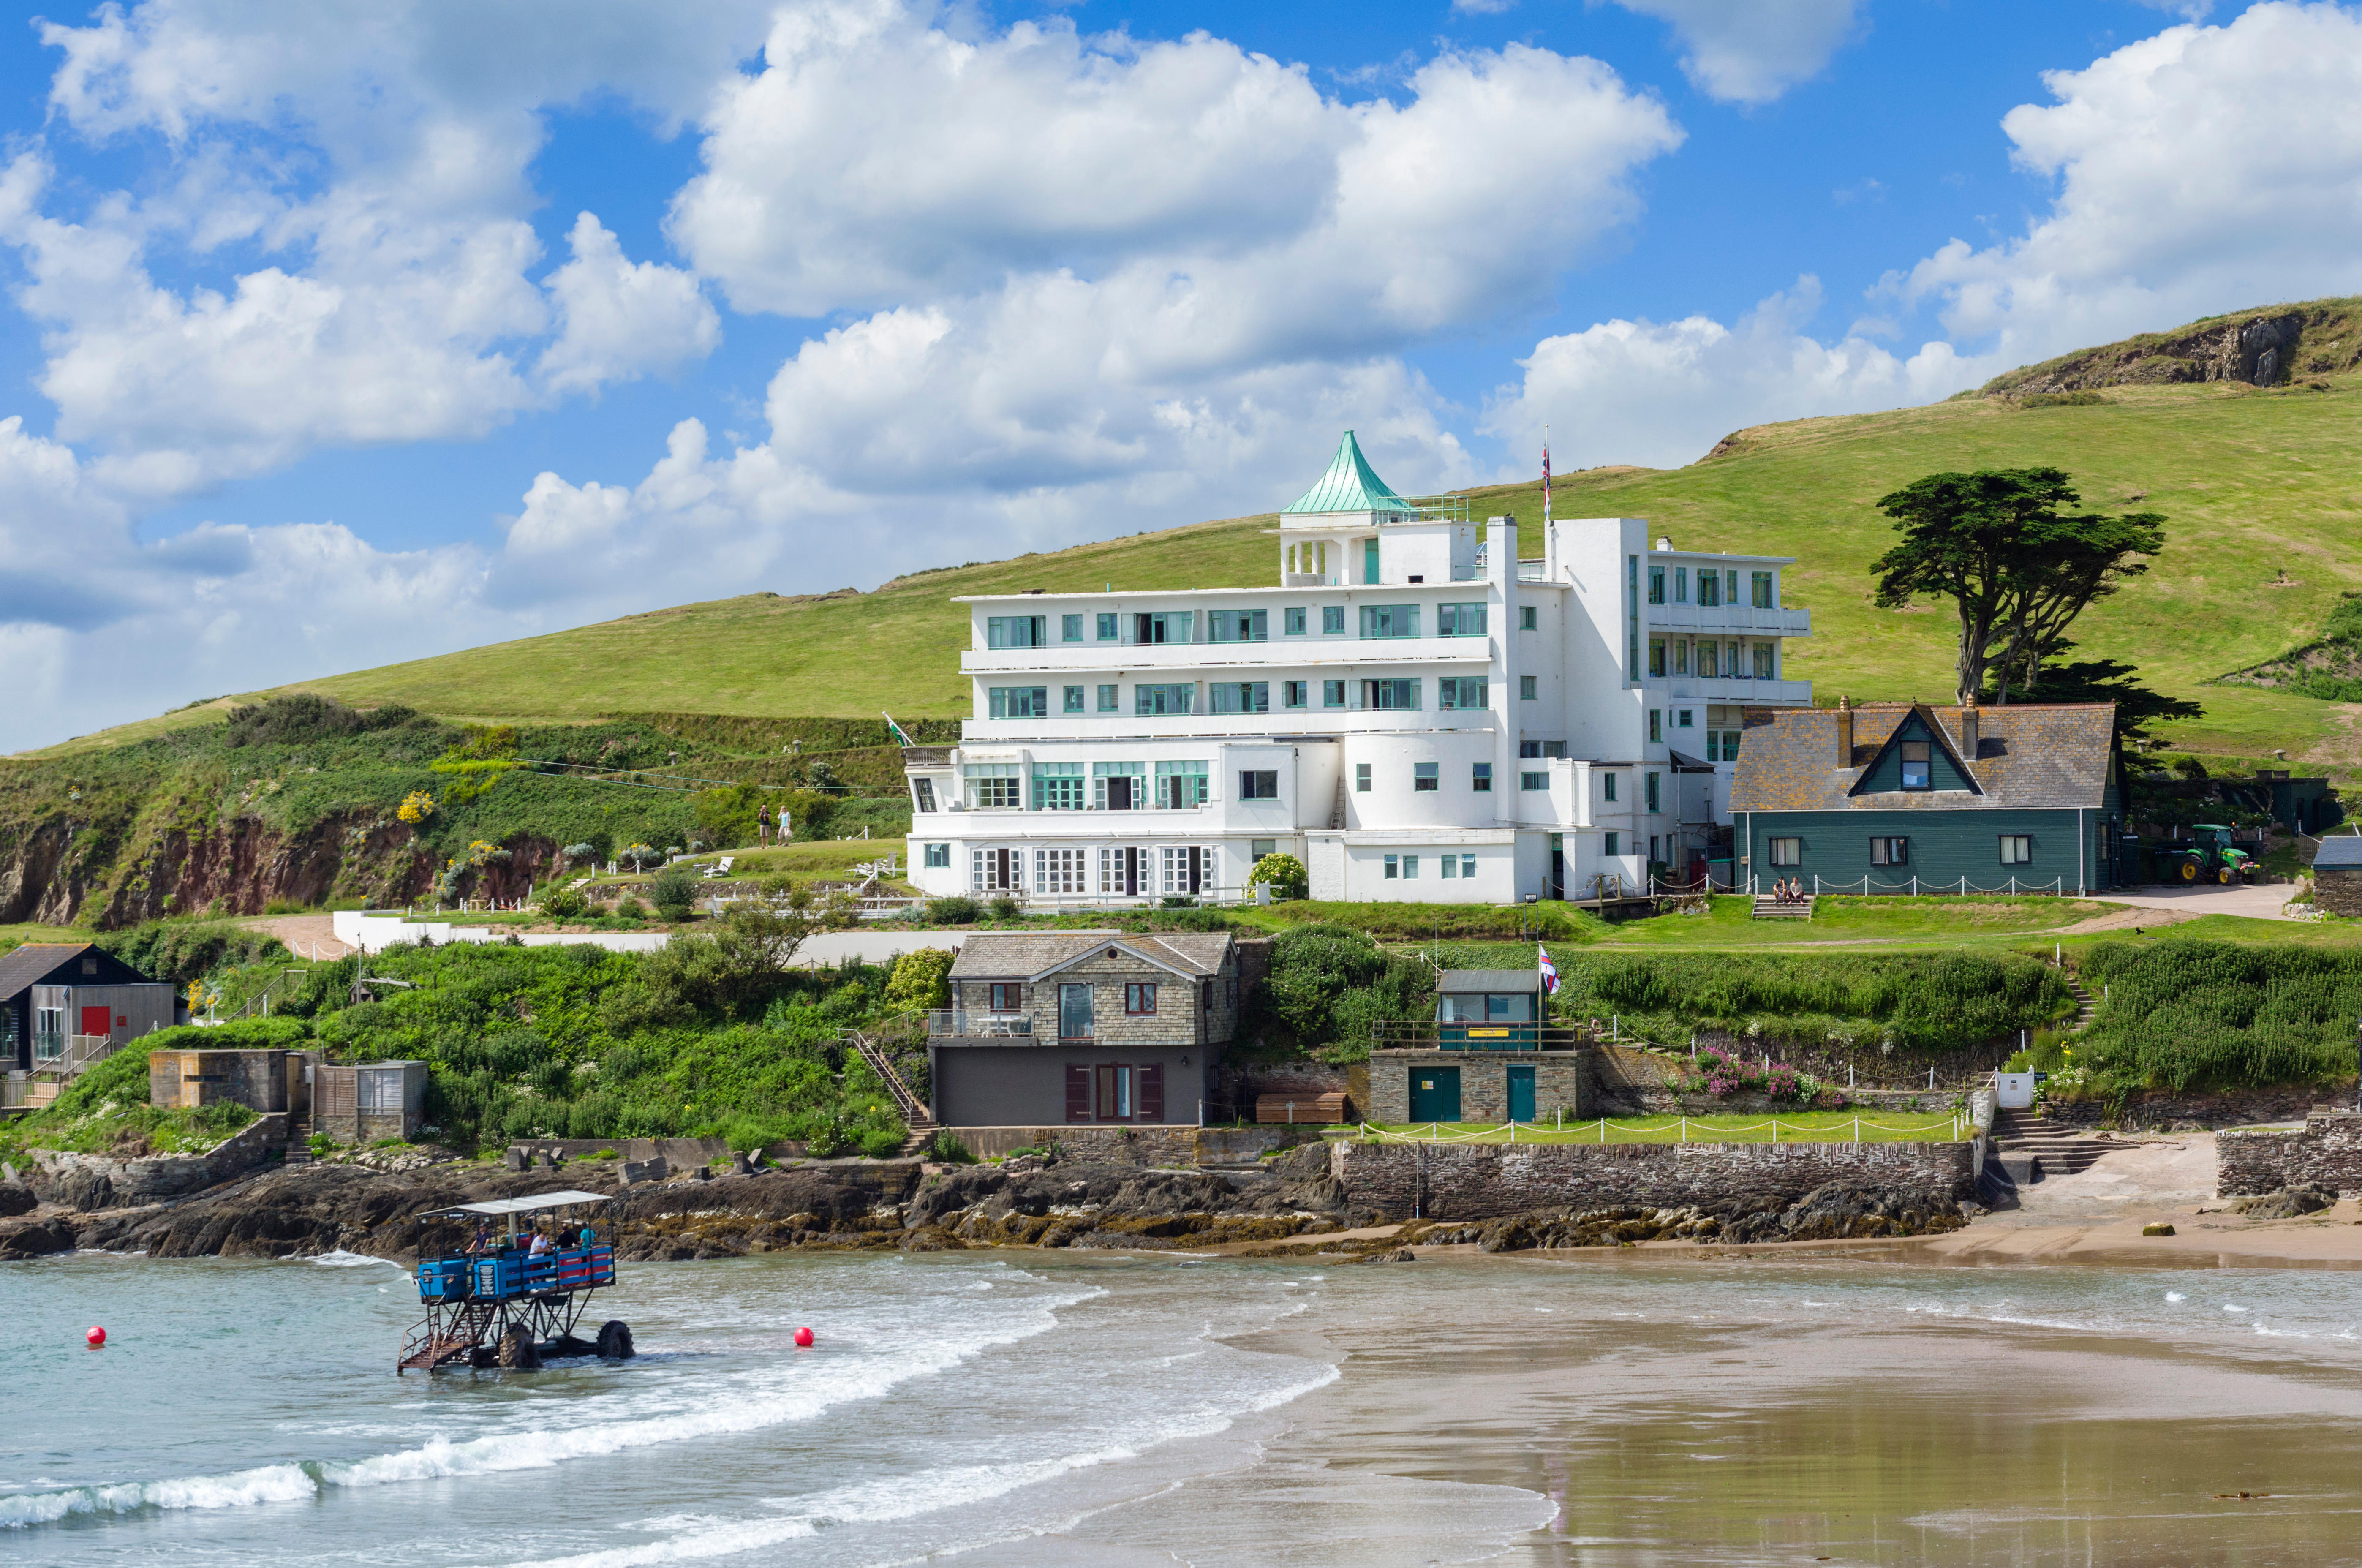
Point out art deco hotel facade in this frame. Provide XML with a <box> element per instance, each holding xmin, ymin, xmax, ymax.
<box><xmin>903</xmin><ymin>434</ymin><xmax>1812</xmax><ymax>904</ymax></box>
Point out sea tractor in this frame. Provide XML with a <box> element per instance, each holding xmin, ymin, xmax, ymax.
<box><xmin>2157</xmin><ymin>823</ymin><xmax>2259</xmax><ymax>885</ymax></box>
<box><xmin>400</xmin><ymin>1190</ymin><xmax>634</xmax><ymax>1372</ymax></box>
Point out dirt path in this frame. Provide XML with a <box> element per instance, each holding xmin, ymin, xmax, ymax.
<box><xmin>231</xmin><ymin>913</ymin><xmax>354</xmax><ymax>959</ymax></box>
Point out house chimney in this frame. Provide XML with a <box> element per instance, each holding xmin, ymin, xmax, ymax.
<box><xmin>1835</xmin><ymin>695</ymin><xmax>1853</xmax><ymax>767</ymax></box>
<box><xmin>1959</xmin><ymin>694</ymin><xmax>1979</xmax><ymax>758</ymax></box>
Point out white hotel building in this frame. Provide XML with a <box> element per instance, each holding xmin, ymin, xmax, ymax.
<box><xmin>903</xmin><ymin>433</ymin><xmax>1812</xmax><ymax>904</ymax></box>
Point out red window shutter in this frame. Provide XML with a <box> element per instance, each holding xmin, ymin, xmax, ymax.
<box><xmin>1138</xmin><ymin>1064</ymin><xmax>1163</xmax><ymax>1122</ymax></box>
<box><xmin>1065</xmin><ymin>1065</ymin><xmax>1091</xmax><ymax>1123</ymax></box>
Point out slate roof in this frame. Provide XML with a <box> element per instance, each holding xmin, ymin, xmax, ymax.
<box><xmin>1435</xmin><ymin>969</ymin><xmax>1543</xmax><ymax>993</ymax></box>
<box><xmin>0</xmin><ymin>943</ymin><xmax>97</xmax><ymax>1004</ymax></box>
<box><xmin>1729</xmin><ymin>702</ymin><xmax>2117</xmax><ymax>814</ymax></box>
<box><xmin>950</xmin><ymin>931</ymin><xmax>1233</xmax><ymax>980</ymax></box>
<box><xmin>2314</xmin><ymin>836</ymin><xmax>2362</xmax><ymax>870</ymax></box>
<box><xmin>1281</xmin><ymin>430</ymin><xmax>1417</xmax><ymax>516</ymax></box>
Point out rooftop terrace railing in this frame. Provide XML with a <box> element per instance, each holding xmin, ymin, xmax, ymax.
<box><xmin>1370</xmin><ymin>1021</ymin><xmax>1587</xmax><ymax>1052</ymax></box>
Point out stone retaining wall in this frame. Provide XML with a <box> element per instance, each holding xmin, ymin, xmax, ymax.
<box><xmin>2042</xmin><ymin>1089</ymin><xmax>2327</xmax><ymax>1131</ymax></box>
<box><xmin>1330</xmin><ymin>1136</ymin><xmax>1974</xmax><ymax>1222</ymax></box>
<box><xmin>27</xmin><ymin>1112</ymin><xmax>289</xmax><ymax>1209</ymax></box>
<box><xmin>2219</xmin><ymin>1108</ymin><xmax>2362</xmax><ymax>1196</ymax></box>
<box><xmin>943</xmin><ymin>1125</ymin><xmax>1327</xmax><ymax>1165</ymax></box>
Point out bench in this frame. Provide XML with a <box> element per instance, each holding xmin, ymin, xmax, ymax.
<box><xmin>700</xmin><ymin>856</ymin><xmax>735</xmax><ymax>880</ymax></box>
<box><xmin>1254</xmin><ymin>1092</ymin><xmax>1350</xmax><ymax>1125</ymax></box>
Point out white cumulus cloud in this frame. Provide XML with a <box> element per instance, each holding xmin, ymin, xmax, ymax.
<box><xmin>1609</xmin><ymin>0</ymin><xmax>1867</xmax><ymax>105</ymax></box>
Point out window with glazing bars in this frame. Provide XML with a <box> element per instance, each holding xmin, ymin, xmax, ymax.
<box><xmin>1208</xmin><ymin>681</ymin><xmax>1268</xmax><ymax>714</ymax></box>
<box><xmin>1032</xmin><ymin>763</ymin><xmax>1085</xmax><ymax>810</ymax></box>
<box><xmin>1437</xmin><ymin>602</ymin><xmax>1487</xmax><ymax>637</ymax></box>
<box><xmin>1438</xmin><ymin>677</ymin><xmax>1486</xmax><ymax>709</ymax></box>
<box><xmin>988</xmin><ymin>686</ymin><xmax>1048</xmax><ymax>719</ymax></box>
<box><xmin>1035</xmin><ymin>847</ymin><xmax>1087</xmax><ymax>892</ymax></box>
<box><xmin>986</xmin><ymin>615</ymin><xmax>1045</xmax><ymax>648</ymax></box>
<box><xmin>1359</xmin><ymin>604</ymin><xmax>1419</xmax><ymax>639</ymax></box>
<box><xmin>1135</xmin><ymin>611</ymin><xmax>1195</xmax><ymax>644</ymax></box>
<box><xmin>1134</xmin><ymin>683</ymin><xmax>1194</xmax><ymax>716</ymax></box>
<box><xmin>1363</xmin><ymin>678</ymin><xmax>1420</xmax><ymax>709</ymax></box>
<box><xmin>963</xmin><ymin>764</ymin><xmax>1020</xmax><ymax>808</ymax></box>
<box><xmin>1206</xmin><ymin>609</ymin><xmax>1268</xmax><ymax>642</ymax></box>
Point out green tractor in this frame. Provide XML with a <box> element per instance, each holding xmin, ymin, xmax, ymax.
<box><xmin>2156</xmin><ymin>823</ymin><xmax>2257</xmax><ymax>885</ymax></box>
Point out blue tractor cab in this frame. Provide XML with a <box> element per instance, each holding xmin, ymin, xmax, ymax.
<box><xmin>400</xmin><ymin>1190</ymin><xmax>630</xmax><ymax>1372</ymax></box>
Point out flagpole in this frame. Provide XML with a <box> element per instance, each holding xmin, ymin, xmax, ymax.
<box><xmin>1542</xmin><ymin>425</ymin><xmax>1551</xmax><ymax>530</ymax></box>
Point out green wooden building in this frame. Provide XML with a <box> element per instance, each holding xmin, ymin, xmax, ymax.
<box><xmin>1728</xmin><ymin>700</ymin><xmax>2122</xmax><ymax>895</ymax></box>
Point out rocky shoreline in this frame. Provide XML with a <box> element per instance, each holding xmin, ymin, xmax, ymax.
<box><xmin>0</xmin><ymin>1143</ymin><xmax>1973</xmax><ymax>1265</ymax></box>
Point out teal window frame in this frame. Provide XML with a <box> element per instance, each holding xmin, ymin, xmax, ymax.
<box><xmin>1439</xmin><ymin>677</ymin><xmax>1487</xmax><ymax>710</ymax></box>
<box><xmin>1519</xmin><ymin>675</ymin><xmax>1537</xmax><ymax>700</ymax></box>
<box><xmin>1520</xmin><ymin>770</ymin><xmax>1548</xmax><ymax>791</ymax></box>
<box><xmin>1134</xmin><ymin>683</ymin><xmax>1195</xmax><ymax>716</ymax></box>
<box><xmin>1096</xmin><ymin>612</ymin><xmax>1119</xmax><ymax>640</ymax></box>
<box><xmin>1154</xmin><ymin>760</ymin><xmax>1210</xmax><ymax>808</ymax></box>
<box><xmin>1604</xmin><ymin>831</ymin><xmax>1620</xmax><ymax>856</ymax></box>
<box><xmin>1673</xmin><ymin>566</ymin><xmax>1688</xmax><ymax>603</ymax></box>
<box><xmin>1322</xmin><ymin>605</ymin><xmax>1346</xmax><ymax>635</ymax></box>
<box><xmin>923</xmin><ymin>843</ymin><xmax>950</xmax><ymax>868</ymax></box>
<box><xmin>1061</xmin><ymin>614</ymin><xmax>1085</xmax><ymax>642</ymax></box>
<box><xmin>1519</xmin><ymin>605</ymin><xmax>1537</xmax><ymax>630</ymax></box>
<box><xmin>1136</xmin><ymin>611</ymin><xmax>1195</xmax><ymax>645</ymax></box>
<box><xmin>1284</xmin><ymin>607</ymin><xmax>1308</xmax><ymax>636</ymax></box>
<box><xmin>986</xmin><ymin>615</ymin><xmax>1046</xmax><ymax>649</ymax></box>
<box><xmin>1437</xmin><ymin>602</ymin><xmax>1487</xmax><ymax>637</ymax></box>
<box><xmin>1413</xmin><ymin>762</ymin><xmax>1439</xmax><ymax>792</ymax></box>
<box><xmin>1752</xmin><ymin>571</ymin><xmax>1774</xmax><ymax>609</ymax></box>
<box><xmin>1355</xmin><ymin>763</ymin><xmax>1371</xmax><ymax>792</ymax></box>
<box><xmin>1032</xmin><ymin>762</ymin><xmax>1086</xmax><ymax>811</ymax></box>
<box><xmin>1360</xmin><ymin>604</ymin><xmax>1420</xmax><ymax>639</ymax></box>
<box><xmin>1649</xmin><ymin>639</ymin><xmax>1666</xmax><ymax>677</ymax></box>
<box><xmin>1208</xmin><ymin>681</ymin><xmax>1269</xmax><ymax>714</ymax></box>
<box><xmin>1364</xmin><ymin>678</ymin><xmax>1420</xmax><ymax>710</ymax></box>
<box><xmin>1603</xmin><ymin>772</ymin><xmax>1617</xmax><ymax>802</ymax></box>
<box><xmin>1472</xmin><ymin>762</ymin><xmax>1492</xmax><ymax>792</ymax></box>
<box><xmin>1097</xmin><ymin>683</ymin><xmax>1119</xmax><ymax>712</ymax></box>
<box><xmin>1207</xmin><ymin>608</ymin><xmax>1268</xmax><ymax>643</ymax></box>
<box><xmin>1646</xmin><ymin>771</ymin><xmax>1661</xmax><ymax>812</ymax></box>
<box><xmin>1063</xmin><ymin>685</ymin><xmax>1086</xmax><ymax>713</ymax></box>
<box><xmin>1363</xmin><ymin>537</ymin><xmax>1380</xmax><ymax>584</ymax></box>
<box><xmin>1282</xmin><ymin>680</ymin><xmax>1309</xmax><ymax>708</ymax></box>
<box><xmin>1323</xmin><ymin>679</ymin><xmax>1347</xmax><ymax>708</ymax></box>
<box><xmin>988</xmin><ymin>686</ymin><xmax>1048</xmax><ymax>719</ymax></box>
<box><xmin>1648</xmin><ymin>564</ymin><xmax>1665</xmax><ymax>605</ymax></box>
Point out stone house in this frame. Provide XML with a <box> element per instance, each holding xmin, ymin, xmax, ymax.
<box><xmin>931</xmin><ymin>931</ymin><xmax>1238</xmax><ymax>1128</ymax></box>
<box><xmin>2313</xmin><ymin>834</ymin><xmax>2362</xmax><ymax>916</ymax></box>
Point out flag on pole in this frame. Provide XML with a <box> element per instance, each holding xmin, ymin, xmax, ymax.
<box><xmin>882</xmin><ymin>711</ymin><xmax>914</xmax><ymax>748</ymax></box>
<box><xmin>1542</xmin><ymin>426</ymin><xmax>1551</xmax><ymax>528</ymax></box>
<box><xmin>1538</xmin><ymin>946</ymin><xmax>1560</xmax><ymax>994</ymax></box>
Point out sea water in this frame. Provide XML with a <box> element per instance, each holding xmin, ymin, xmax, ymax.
<box><xmin>9</xmin><ymin>1246</ymin><xmax>2362</xmax><ymax>1564</ymax></box>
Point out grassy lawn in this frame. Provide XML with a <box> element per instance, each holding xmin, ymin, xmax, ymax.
<box><xmin>1585</xmin><ymin>893</ymin><xmax>2116</xmax><ymax>949</ymax></box>
<box><xmin>1359</xmin><ymin>1111</ymin><xmax>1965</xmax><ymax>1144</ymax></box>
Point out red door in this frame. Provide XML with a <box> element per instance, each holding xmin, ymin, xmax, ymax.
<box><xmin>80</xmin><ymin>1005</ymin><xmax>112</xmax><ymax>1040</ymax></box>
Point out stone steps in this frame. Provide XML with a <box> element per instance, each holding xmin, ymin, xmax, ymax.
<box><xmin>1991</xmin><ymin>1108</ymin><xmax>2124</xmax><ymax>1176</ymax></box>
<box><xmin>1751</xmin><ymin>895</ymin><xmax>1815</xmax><ymax>920</ymax></box>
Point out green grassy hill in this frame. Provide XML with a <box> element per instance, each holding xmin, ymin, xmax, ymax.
<box><xmin>35</xmin><ymin>300</ymin><xmax>2362</xmax><ymax>773</ymax></box>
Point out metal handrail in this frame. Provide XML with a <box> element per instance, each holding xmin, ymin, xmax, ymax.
<box><xmin>927</xmin><ymin>1012</ymin><xmax>1032</xmax><ymax>1036</ymax></box>
<box><xmin>846</xmin><ymin>1028</ymin><xmax>929</xmax><ymax>1125</ymax></box>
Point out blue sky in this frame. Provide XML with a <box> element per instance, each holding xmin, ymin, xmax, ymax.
<box><xmin>1</xmin><ymin>0</ymin><xmax>2356</xmax><ymax>749</ymax></box>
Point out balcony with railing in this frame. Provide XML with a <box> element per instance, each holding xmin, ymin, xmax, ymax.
<box><xmin>927</xmin><ymin>1012</ymin><xmax>1034</xmax><ymax>1038</ymax></box>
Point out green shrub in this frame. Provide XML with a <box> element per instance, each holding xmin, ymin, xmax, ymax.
<box><xmin>988</xmin><ymin>895</ymin><xmax>1021</xmax><ymax>922</ymax></box>
<box><xmin>1255</xmin><ymin>923</ymin><xmax>1436</xmax><ymax>1058</ymax></box>
<box><xmin>923</xmin><ymin>1127</ymin><xmax>976</xmax><ymax>1162</ymax></box>
<box><xmin>1248</xmin><ymin>852</ymin><xmax>1309</xmax><ymax>899</ymax></box>
<box><xmin>647</xmin><ymin>865</ymin><xmax>701</xmax><ymax>920</ymax></box>
<box><xmin>540</xmin><ymin>886</ymin><xmax>588</xmax><ymax>921</ymax></box>
<box><xmin>98</xmin><ymin>921</ymin><xmax>292</xmax><ymax>987</ymax></box>
<box><xmin>2075</xmin><ymin>940</ymin><xmax>2362</xmax><ymax>1091</ymax></box>
<box><xmin>858</xmin><ymin>1127</ymin><xmax>908</xmax><ymax>1159</ymax></box>
<box><xmin>928</xmin><ymin>896</ymin><xmax>980</xmax><ymax>925</ymax></box>
<box><xmin>883</xmin><ymin>947</ymin><xmax>955</xmax><ymax>1015</ymax></box>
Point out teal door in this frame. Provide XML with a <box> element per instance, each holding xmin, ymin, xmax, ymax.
<box><xmin>1506</xmin><ymin>1066</ymin><xmax>1535</xmax><ymax>1123</ymax></box>
<box><xmin>1408</xmin><ymin>1067</ymin><xmax>1460</xmax><ymax>1122</ymax></box>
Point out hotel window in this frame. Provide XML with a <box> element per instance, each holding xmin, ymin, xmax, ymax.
<box><xmin>1364</xmin><ymin>537</ymin><xmax>1381</xmax><ymax>583</ymax></box>
<box><xmin>1284</xmin><ymin>607</ymin><xmax>1308</xmax><ymax>636</ymax></box>
<box><xmin>1768</xmin><ymin>836</ymin><xmax>1801</xmax><ymax>867</ymax></box>
<box><xmin>1063</xmin><ymin>685</ymin><xmax>1086</xmax><ymax>713</ymax></box>
<box><xmin>1437</xmin><ymin>602</ymin><xmax>1487</xmax><ymax>637</ymax></box>
<box><xmin>1678</xmin><ymin>708</ymin><xmax>1693</xmax><ymax>729</ymax></box>
<box><xmin>924</xmin><ymin>842</ymin><xmax>950</xmax><ymax>868</ymax></box>
<box><xmin>1721</xmin><ymin>730</ymin><xmax>1744</xmax><ymax>762</ymax></box>
<box><xmin>1472</xmin><ymin>762</ymin><xmax>1493</xmax><ymax>792</ymax></box>
<box><xmin>1091</xmin><ymin>762</ymin><xmax>1145</xmax><ymax>809</ymax></box>
<box><xmin>1032</xmin><ymin>762</ymin><xmax>1086</xmax><ymax>810</ymax></box>
<box><xmin>1752</xmin><ymin>571</ymin><xmax>1775</xmax><ymax>609</ymax></box>
<box><xmin>1648</xmin><ymin>710</ymin><xmax>1662</xmax><ymax>743</ymax></box>
<box><xmin>1239</xmin><ymin>770</ymin><xmax>1279</xmax><ymax>800</ymax></box>
<box><xmin>1384</xmin><ymin>853</ymin><xmax>1399</xmax><ymax>878</ymax></box>
<box><xmin>1207</xmin><ymin>608</ymin><xmax>1268</xmax><ymax>642</ymax></box>
<box><xmin>1519</xmin><ymin>675</ymin><xmax>1537</xmax><ymax>700</ymax></box>
<box><xmin>1646</xmin><ymin>771</ymin><xmax>1661</xmax><ymax>812</ymax></box>
<box><xmin>1438</xmin><ymin>677</ymin><xmax>1487</xmax><ymax>710</ymax></box>
<box><xmin>1728</xmin><ymin>639</ymin><xmax>1744</xmax><ymax>679</ymax></box>
<box><xmin>1034</xmin><ymin>847</ymin><xmax>1087</xmax><ymax>893</ymax></box>
<box><xmin>1869</xmin><ymin>837</ymin><xmax>1909</xmax><ymax>866</ymax></box>
<box><xmin>1208</xmin><ymin>681</ymin><xmax>1269</xmax><ymax>714</ymax></box>
<box><xmin>1282</xmin><ymin>680</ymin><xmax>1309</xmax><ymax>709</ymax></box>
<box><xmin>1674</xmin><ymin>566</ymin><xmax>1688</xmax><ymax>603</ymax></box>
<box><xmin>1602</xmin><ymin>772</ymin><xmax>1617</xmax><ymax>802</ymax></box>
<box><xmin>1323</xmin><ymin>679</ymin><xmax>1347</xmax><ymax>708</ymax></box>
<box><xmin>1356</xmin><ymin>763</ymin><xmax>1372</xmax><ymax>792</ymax></box>
<box><xmin>1252</xmin><ymin>838</ymin><xmax>1276</xmax><ymax>858</ymax></box>
<box><xmin>971</xmin><ymin>847</ymin><xmax>1020</xmax><ymax>890</ymax></box>
<box><xmin>1135</xmin><ymin>611</ymin><xmax>1195</xmax><ymax>644</ymax></box>
<box><xmin>1698</xmin><ymin>642</ymin><xmax>1718</xmax><ymax>678</ymax></box>
<box><xmin>1649</xmin><ymin>639</ymin><xmax>1666</xmax><ymax>677</ymax></box>
<box><xmin>1097</xmin><ymin>612</ymin><xmax>1119</xmax><ymax>640</ymax></box>
<box><xmin>1097</xmin><ymin>683</ymin><xmax>1119</xmax><ymax>712</ymax></box>
<box><xmin>912</xmin><ymin>777</ymin><xmax>937</xmax><ymax>813</ymax></box>
<box><xmin>963</xmin><ymin>764</ymin><xmax>1021</xmax><ymax>808</ymax></box>
<box><xmin>1363</xmin><ymin>678</ymin><xmax>1420</xmax><ymax>710</ymax></box>
<box><xmin>1999</xmin><ymin>835</ymin><xmax>2033</xmax><ymax>866</ymax></box>
<box><xmin>1135</xmin><ymin>683</ymin><xmax>1195</xmax><ymax>716</ymax></box>
<box><xmin>1521</xmin><ymin>740</ymin><xmax>1542</xmax><ymax>757</ymax></box>
<box><xmin>1413</xmin><ymin>762</ymin><xmax>1439</xmax><ymax>792</ymax></box>
<box><xmin>988</xmin><ymin>686</ymin><xmax>1049</xmax><ymax>719</ymax></box>
<box><xmin>1361</xmin><ymin>604</ymin><xmax>1420</xmax><ymax>639</ymax></box>
<box><xmin>1154</xmin><ymin>761</ymin><xmax>1211</xmax><ymax>808</ymax></box>
<box><xmin>1323</xmin><ymin>605</ymin><xmax>1347</xmax><ymax>635</ymax></box>
<box><xmin>1900</xmin><ymin>739</ymin><xmax>1932</xmax><ymax>790</ymax></box>
<box><xmin>1604</xmin><ymin>831</ymin><xmax>1620</xmax><ymax>856</ymax></box>
<box><xmin>1753</xmin><ymin>642</ymin><xmax>1776</xmax><ymax>680</ymax></box>
<box><xmin>1385</xmin><ymin>853</ymin><xmax>1419</xmax><ymax>879</ymax></box>
<box><xmin>1061</xmin><ymin>614</ymin><xmax>1084</xmax><ymax>642</ymax></box>
<box><xmin>986</xmin><ymin>615</ymin><xmax>1046</xmax><ymax>649</ymax></box>
<box><xmin>1648</xmin><ymin>564</ymin><xmax>1666</xmax><ymax>604</ymax></box>
<box><xmin>1440</xmin><ymin>853</ymin><xmax>1476</xmax><ymax>879</ymax></box>
<box><xmin>1520</xmin><ymin>605</ymin><xmax>1538</xmax><ymax>630</ymax></box>
<box><xmin>1698</xmin><ymin>570</ymin><xmax>1721</xmax><ymax>607</ymax></box>
<box><xmin>1125</xmin><ymin>982</ymin><xmax>1158</xmax><ymax>1015</ymax></box>
<box><xmin>1674</xmin><ymin>640</ymin><xmax>1688</xmax><ymax>675</ymax></box>
<box><xmin>1521</xmin><ymin>770</ymin><xmax>1548</xmax><ymax>790</ymax></box>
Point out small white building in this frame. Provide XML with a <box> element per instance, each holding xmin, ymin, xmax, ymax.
<box><xmin>904</xmin><ymin>433</ymin><xmax>1812</xmax><ymax>905</ymax></box>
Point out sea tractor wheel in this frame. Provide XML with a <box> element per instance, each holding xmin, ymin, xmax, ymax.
<box><xmin>497</xmin><ymin>1324</ymin><xmax>541</xmax><ymax>1370</ymax></box>
<box><xmin>596</xmin><ymin>1320</ymin><xmax>635</xmax><ymax>1360</ymax></box>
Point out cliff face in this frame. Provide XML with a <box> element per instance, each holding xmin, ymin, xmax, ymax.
<box><xmin>1979</xmin><ymin>300</ymin><xmax>2362</xmax><ymax>396</ymax></box>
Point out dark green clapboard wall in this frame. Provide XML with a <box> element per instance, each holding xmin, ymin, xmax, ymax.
<box><xmin>1740</xmin><ymin>808</ymin><xmax>2117</xmax><ymax>893</ymax></box>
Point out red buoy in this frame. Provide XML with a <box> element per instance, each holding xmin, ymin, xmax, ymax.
<box><xmin>793</xmin><ymin>1326</ymin><xmax>814</xmax><ymax>1348</ymax></box>
<box><xmin>86</xmin><ymin>1326</ymin><xmax>106</xmax><ymax>1348</ymax></box>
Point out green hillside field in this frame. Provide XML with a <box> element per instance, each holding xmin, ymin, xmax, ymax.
<box><xmin>31</xmin><ymin>308</ymin><xmax>2362</xmax><ymax>771</ymax></box>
